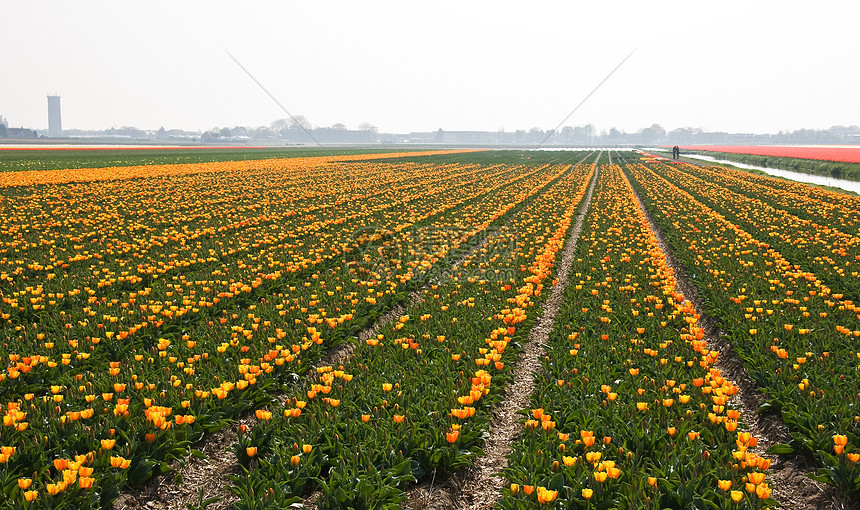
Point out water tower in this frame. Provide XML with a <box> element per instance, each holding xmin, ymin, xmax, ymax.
<box><xmin>47</xmin><ymin>95</ymin><xmax>62</xmax><ymax>137</ymax></box>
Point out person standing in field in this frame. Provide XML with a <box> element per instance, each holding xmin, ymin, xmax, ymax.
<box><xmin>672</xmin><ymin>146</ymin><xmax>680</xmax><ymax>159</ymax></box>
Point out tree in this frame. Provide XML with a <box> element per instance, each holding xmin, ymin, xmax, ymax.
<box><xmin>271</xmin><ymin>116</ymin><xmax>312</xmax><ymax>138</ymax></box>
<box><xmin>220</xmin><ymin>127</ymin><xmax>232</xmax><ymax>138</ymax></box>
<box><xmin>249</xmin><ymin>126</ymin><xmax>274</xmax><ymax>140</ymax></box>
<box><xmin>640</xmin><ymin>124</ymin><xmax>666</xmax><ymax>144</ymax></box>
<box><xmin>560</xmin><ymin>126</ymin><xmax>574</xmax><ymax>141</ymax></box>
<box><xmin>289</xmin><ymin>115</ymin><xmax>312</xmax><ymax>131</ymax></box>
<box><xmin>358</xmin><ymin>122</ymin><xmax>378</xmax><ymax>133</ymax></box>
<box><xmin>271</xmin><ymin>119</ymin><xmax>290</xmax><ymax>136</ymax></box>
<box><xmin>514</xmin><ymin>130</ymin><xmax>526</xmax><ymax>143</ymax></box>
<box><xmin>571</xmin><ymin>125</ymin><xmax>592</xmax><ymax>144</ymax></box>
<box><xmin>527</xmin><ymin>127</ymin><xmax>545</xmax><ymax>143</ymax></box>
<box><xmin>330</xmin><ymin>123</ymin><xmax>347</xmax><ymax>130</ymax></box>
<box><xmin>583</xmin><ymin>124</ymin><xmax>595</xmax><ymax>140</ymax></box>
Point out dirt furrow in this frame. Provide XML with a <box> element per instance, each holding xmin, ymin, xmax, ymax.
<box><xmin>404</xmin><ymin>159</ymin><xmax>601</xmax><ymax>509</ymax></box>
<box><xmin>619</xmin><ymin>165</ymin><xmax>842</xmax><ymax>510</ymax></box>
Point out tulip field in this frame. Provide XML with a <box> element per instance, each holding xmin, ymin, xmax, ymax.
<box><xmin>0</xmin><ymin>148</ymin><xmax>859</xmax><ymax>509</ymax></box>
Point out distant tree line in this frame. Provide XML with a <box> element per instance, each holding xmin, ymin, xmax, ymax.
<box><xmin>535</xmin><ymin>124</ymin><xmax>860</xmax><ymax>146</ymax></box>
<box><xmin>662</xmin><ymin>125</ymin><xmax>860</xmax><ymax>146</ymax></box>
<box><xmin>3</xmin><ymin>110</ymin><xmax>858</xmax><ymax>146</ymax></box>
<box><xmin>196</xmin><ymin>117</ymin><xmax>379</xmax><ymax>143</ymax></box>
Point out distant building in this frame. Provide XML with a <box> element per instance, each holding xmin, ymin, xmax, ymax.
<box><xmin>5</xmin><ymin>127</ymin><xmax>38</xmax><ymax>139</ymax></box>
<box><xmin>405</xmin><ymin>130</ymin><xmax>504</xmax><ymax>144</ymax></box>
<box><xmin>47</xmin><ymin>95</ymin><xmax>62</xmax><ymax>137</ymax></box>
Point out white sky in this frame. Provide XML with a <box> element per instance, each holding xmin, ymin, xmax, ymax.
<box><xmin>2</xmin><ymin>0</ymin><xmax>858</xmax><ymax>134</ymax></box>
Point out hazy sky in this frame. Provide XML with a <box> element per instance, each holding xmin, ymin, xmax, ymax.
<box><xmin>2</xmin><ymin>1</ymin><xmax>859</xmax><ymax>134</ymax></box>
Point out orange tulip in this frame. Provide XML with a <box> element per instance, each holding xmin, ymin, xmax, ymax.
<box><xmin>111</xmin><ymin>456</ymin><xmax>131</xmax><ymax>468</ymax></box>
<box><xmin>536</xmin><ymin>487</ymin><xmax>558</xmax><ymax>503</ymax></box>
<box><xmin>748</xmin><ymin>471</ymin><xmax>766</xmax><ymax>485</ymax></box>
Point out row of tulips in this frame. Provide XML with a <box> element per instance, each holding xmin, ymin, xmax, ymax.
<box><xmin>0</xmin><ymin>150</ymin><xmax>480</xmax><ymax>187</ymax></box>
<box><xmin>0</xmin><ymin>151</ymin><xmax>582</xmax><ymax>508</ymax></box>
<box><xmin>668</xmin><ymin>161</ymin><xmax>860</xmax><ymax>236</ymax></box>
<box><xmin>222</xmin><ymin>159</ymin><xmax>596</xmax><ymax>508</ymax></box>
<box><xmin>642</xmin><ymin>158</ymin><xmax>860</xmax><ymax>301</ymax></box>
<box><xmin>501</xmin><ymin>164</ymin><xmax>774</xmax><ymax>509</ymax></box>
<box><xmin>627</xmin><ymin>160</ymin><xmax>860</xmax><ymax>499</ymax></box>
<box><xmin>710</xmin><ymin>160</ymin><xmax>860</xmax><ymax>216</ymax></box>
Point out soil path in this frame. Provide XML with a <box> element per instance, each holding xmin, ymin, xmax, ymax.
<box><xmin>404</xmin><ymin>157</ymin><xmax>600</xmax><ymax>509</ymax></box>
